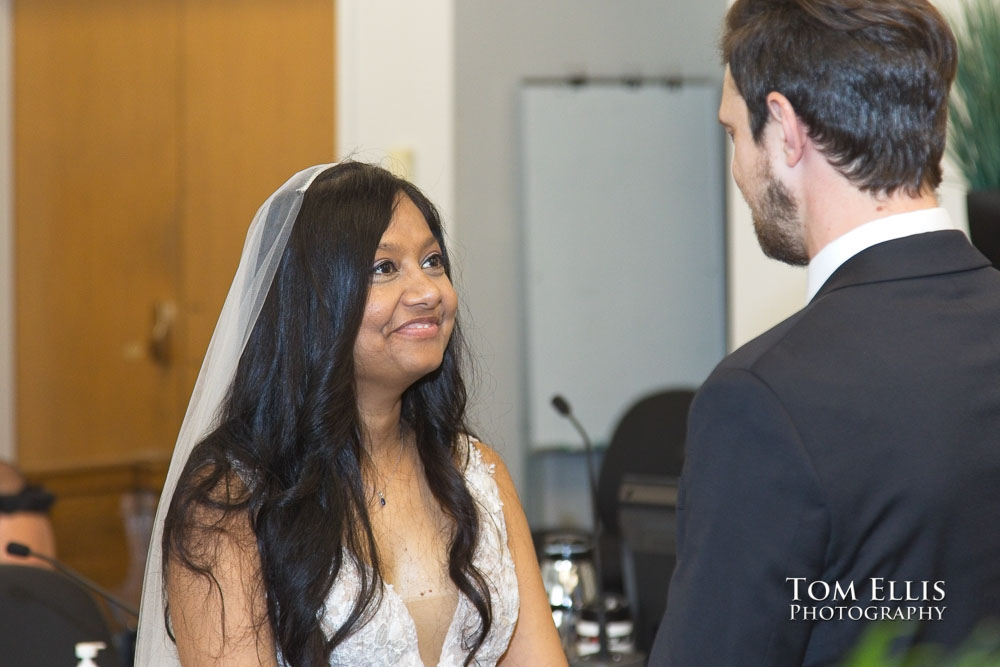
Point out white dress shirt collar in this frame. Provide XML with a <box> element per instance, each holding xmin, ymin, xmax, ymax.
<box><xmin>806</xmin><ymin>207</ymin><xmax>954</xmax><ymax>302</ymax></box>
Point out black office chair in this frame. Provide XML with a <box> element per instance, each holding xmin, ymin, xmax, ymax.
<box><xmin>596</xmin><ymin>388</ymin><xmax>695</xmax><ymax>652</ymax></box>
<box><xmin>0</xmin><ymin>564</ymin><xmax>122</xmax><ymax>666</ymax></box>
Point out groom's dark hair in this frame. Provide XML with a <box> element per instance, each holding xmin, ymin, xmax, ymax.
<box><xmin>722</xmin><ymin>0</ymin><xmax>957</xmax><ymax>197</ymax></box>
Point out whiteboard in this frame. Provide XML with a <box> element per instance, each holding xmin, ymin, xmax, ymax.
<box><xmin>520</xmin><ymin>82</ymin><xmax>726</xmax><ymax>450</ymax></box>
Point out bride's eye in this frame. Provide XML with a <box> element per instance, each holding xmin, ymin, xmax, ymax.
<box><xmin>422</xmin><ymin>253</ymin><xmax>444</xmax><ymax>270</ymax></box>
<box><xmin>372</xmin><ymin>260</ymin><xmax>397</xmax><ymax>276</ymax></box>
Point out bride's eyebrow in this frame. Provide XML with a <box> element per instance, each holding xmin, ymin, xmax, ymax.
<box><xmin>377</xmin><ymin>237</ymin><xmax>440</xmax><ymax>252</ymax></box>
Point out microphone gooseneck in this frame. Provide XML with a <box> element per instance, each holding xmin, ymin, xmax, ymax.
<box><xmin>5</xmin><ymin>541</ymin><xmax>139</xmax><ymax>619</ymax></box>
<box><xmin>550</xmin><ymin>394</ymin><xmax>613</xmax><ymax>663</ymax></box>
<box><xmin>550</xmin><ymin>395</ymin><xmax>600</xmax><ymax>503</ymax></box>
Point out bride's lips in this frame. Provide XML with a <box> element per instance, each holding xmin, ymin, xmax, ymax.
<box><xmin>392</xmin><ymin>316</ymin><xmax>442</xmax><ymax>338</ymax></box>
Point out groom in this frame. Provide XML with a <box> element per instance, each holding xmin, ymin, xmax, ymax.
<box><xmin>650</xmin><ymin>0</ymin><xmax>1000</xmax><ymax>664</ymax></box>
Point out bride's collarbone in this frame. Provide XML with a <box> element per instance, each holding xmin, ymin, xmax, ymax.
<box><xmin>370</xmin><ymin>474</ymin><xmax>454</xmax><ymax>597</ymax></box>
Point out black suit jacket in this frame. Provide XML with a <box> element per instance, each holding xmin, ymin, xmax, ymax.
<box><xmin>650</xmin><ymin>231</ymin><xmax>1000</xmax><ymax>665</ymax></box>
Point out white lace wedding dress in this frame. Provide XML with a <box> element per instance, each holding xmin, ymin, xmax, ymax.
<box><xmin>281</xmin><ymin>438</ymin><xmax>520</xmax><ymax>666</ymax></box>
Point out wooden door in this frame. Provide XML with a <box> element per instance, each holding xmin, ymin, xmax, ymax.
<box><xmin>178</xmin><ymin>0</ymin><xmax>337</xmax><ymax>387</ymax></box>
<box><xmin>15</xmin><ymin>0</ymin><xmax>183</xmax><ymax>472</ymax></box>
<box><xmin>14</xmin><ymin>0</ymin><xmax>334</xmax><ymax>599</ymax></box>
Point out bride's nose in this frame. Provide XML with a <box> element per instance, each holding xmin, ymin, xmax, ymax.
<box><xmin>401</xmin><ymin>269</ymin><xmax>443</xmax><ymax>307</ymax></box>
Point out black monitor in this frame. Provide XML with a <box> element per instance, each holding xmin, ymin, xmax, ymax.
<box><xmin>617</xmin><ymin>474</ymin><xmax>678</xmax><ymax>652</ymax></box>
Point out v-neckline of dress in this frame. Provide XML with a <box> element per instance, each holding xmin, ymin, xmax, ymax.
<box><xmin>383</xmin><ymin>580</ymin><xmax>463</xmax><ymax>666</ymax></box>
<box><xmin>302</xmin><ymin>438</ymin><xmax>520</xmax><ymax>666</ymax></box>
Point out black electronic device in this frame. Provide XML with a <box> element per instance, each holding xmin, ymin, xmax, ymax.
<box><xmin>617</xmin><ymin>474</ymin><xmax>679</xmax><ymax>651</ymax></box>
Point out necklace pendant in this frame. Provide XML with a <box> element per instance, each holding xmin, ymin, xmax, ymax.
<box><xmin>379</xmin><ymin>496</ymin><xmax>386</xmax><ymax>507</ymax></box>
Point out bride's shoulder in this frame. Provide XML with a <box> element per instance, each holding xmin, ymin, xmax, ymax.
<box><xmin>461</xmin><ymin>435</ymin><xmax>497</xmax><ymax>470</ymax></box>
<box><xmin>463</xmin><ymin>436</ymin><xmax>519</xmax><ymax>503</ymax></box>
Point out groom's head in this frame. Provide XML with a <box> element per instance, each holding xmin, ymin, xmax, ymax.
<box><xmin>719</xmin><ymin>0</ymin><xmax>957</xmax><ymax>263</ymax></box>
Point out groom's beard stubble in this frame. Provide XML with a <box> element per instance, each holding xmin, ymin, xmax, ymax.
<box><xmin>748</xmin><ymin>159</ymin><xmax>809</xmax><ymax>267</ymax></box>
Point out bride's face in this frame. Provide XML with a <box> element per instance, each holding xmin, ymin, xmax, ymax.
<box><xmin>353</xmin><ymin>195</ymin><xmax>458</xmax><ymax>395</ymax></box>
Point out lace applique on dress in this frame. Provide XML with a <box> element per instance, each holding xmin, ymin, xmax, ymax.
<box><xmin>281</xmin><ymin>436</ymin><xmax>519</xmax><ymax>666</ymax></box>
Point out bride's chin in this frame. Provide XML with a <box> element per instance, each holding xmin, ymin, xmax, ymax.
<box><xmin>404</xmin><ymin>358</ymin><xmax>448</xmax><ymax>385</ymax></box>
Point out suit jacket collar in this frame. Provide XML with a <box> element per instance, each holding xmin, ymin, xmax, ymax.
<box><xmin>811</xmin><ymin>230</ymin><xmax>992</xmax><ymax>302</ymax></box>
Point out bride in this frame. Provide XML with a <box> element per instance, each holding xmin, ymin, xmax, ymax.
<box><xmin>135</xmin><ymin>162</ymin><xmax>566</xmax><ymax>666</ymax></box>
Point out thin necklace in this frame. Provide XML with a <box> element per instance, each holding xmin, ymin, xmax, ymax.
<box><xmin>375</xmin><ymin>437</ymin><xmax>405</xmax><ymax>508</ymax></box>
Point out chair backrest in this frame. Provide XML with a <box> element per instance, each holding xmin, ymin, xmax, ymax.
<box><xmin>597</xmin><ymin>388</ymin><xmax>692</xmax><ymax>535</ymax></box>
<box><xmin>596</xmin><ymin>388</ymin><xmax>694</xmax><ymax>652</ymax></box>
<box><xmin>0</xmin><ymin>564</ymin><xmax>122</xmax><ymax>666</ymax></box>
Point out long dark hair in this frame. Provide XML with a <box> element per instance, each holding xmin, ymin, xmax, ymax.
<box><xmin>162</xmin><ymin>162</ymin><xmax>492</xmax><ymax>665</ymax></box>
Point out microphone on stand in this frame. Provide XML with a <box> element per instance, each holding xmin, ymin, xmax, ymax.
<box><xmin>551</xmin><ymin>395</ymin><xmax>643</xmax><ymax>666</ymax></box>
<box><xmin>5</xmin><ymin>541</ymin><xmax>139</xmax><ymax>620</ymax></box>
<box><xmin>551</xmin><ymin>395</ymin><xmax>600</xmax><ymax>513</ymax></box>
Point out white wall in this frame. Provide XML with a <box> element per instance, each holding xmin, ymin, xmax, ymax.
<box><xmin>335</xmin><ymin>0</ymin><xmax>456</xmax><ymax>234</ymax></box>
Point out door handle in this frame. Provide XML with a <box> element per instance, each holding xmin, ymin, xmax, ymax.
<box><xmin>149</xmin><ymin>300</ymin><xmax>177</xmax><ymax>367</ymax></box>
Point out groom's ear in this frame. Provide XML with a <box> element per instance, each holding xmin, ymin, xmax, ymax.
<box><xmin>766</xmin><ymin>92</ymin><xmax>807</xmax><ymax>168</ymax></box>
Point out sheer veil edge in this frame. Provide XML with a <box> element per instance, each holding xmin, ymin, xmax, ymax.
<box><xmin>134</xmin><ymin>163</ymin><xmax>336</xmax><ymax>666</ymax></box>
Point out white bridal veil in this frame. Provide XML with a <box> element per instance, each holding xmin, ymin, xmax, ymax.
<box><xmin>135</xmin><ymin>164</ymin><xmax>335</xmax><ymax>666</ymax></box>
